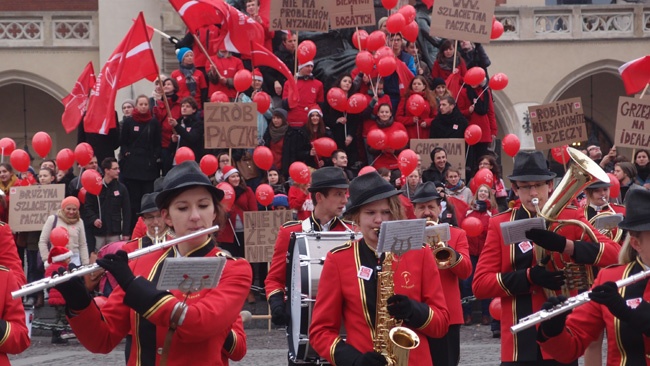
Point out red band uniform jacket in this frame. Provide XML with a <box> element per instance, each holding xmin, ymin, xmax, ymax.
<box><xmin>67</xmin><ymin>239</ymin><xmax>252</xmax><ymax>366</ymax></box>
<box><xmin>472</xmin><ymin>206</ymin><xmax>620</xmax><ymax>363</ymax></box>
<box><xmin>220</xmin><ymin>315</ymin><xmax>247</xmax><ymax>365</ymax></box>
<box><xmin>434</xmin><ymin>226</ymin><xmax>472</xmax><ymax>325</ymax></box>
<box><xmin>309</xmin><ymin>239</ymin><xmax>450</xmax><ymax>366</ymax></box>
<box><xmin>0</xmin><ymin>267</ymin><xmax>29</xmax><ymax>365</ymax></box>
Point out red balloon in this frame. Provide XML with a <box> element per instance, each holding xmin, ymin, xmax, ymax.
<box><xmin>253</xmin><ymin>146</ymin><xmax>273</xmax><ymax>171</ymax></box>
<box><xmin>462</xmin><ymin>216</ymin><xmax>484</xmax><ymax>237</ymax></box>
<box><xmin>74</xmin><ymin>143</ymin><xmax>94</xmax><ymax>167</ymax></box>
<box><xmin>398</xmin><ymin>5</ymin><xmax>416</xmax><ymax>24</ymax></box>
<box><xmin>50</xmin><ymin>227</ymin><xmax>69</xmax><ymax>247</ymax></box>
<box><xmin>347</xmin><ymin>93</ymin><xmax>369</xmax><ymax>114</ymax></box>
<box><xmin>233</xmin><ymin>69</ymin><xmax>252</xmax><ymax>93</ymax></box>
<box><xmin>200</xmin><ymin>154</ymin><xmax>218</xmax><ymax>176</ymax></box>
<box><xmin>464</xmin><ymin>125</ymin><xmax>482</xmax><ymax>146</ymax></box>
<box><xmin>367</xmin><ymin>129</ymin><xmax>388</xmax><ymax>150</ymax></box>
<box><xmin>210</xmin><ymin>91</ymin><xmax>229</xmax><ymax>103</ymax></box>
<box><xmin>464</xmin><ymin>67</ymin><xmax>486</xmax><ymax>86</ymax></box>
<box><xmin>217</xmin><ymin>182</ymin><xmax>235</xmax><ymax>211</ymax></box>
<box><xmin>312</xmin><ymin>137</ymin><xmax>338</xmax><ymax>157</ymax></box>
<box><xmin>32</xmin><ymin>132</ymin><xmax>52</xmax><ymax>158</ymax></box>
<box><xmin>297</xmin><ymin>40</ymin><xmax>317</xmax><ymax>64</ymax></box>
<box><xmin>373</xmin><ymin>46</ymin><xmax>393</xmax><ymax>62</ymax></box>
<box><xmin>397</xmin><ymin>149</ymin><xmax>418</xmax><ymax>176</ymax></box>
<box><xmin>9</xmin><ymin>149</ymin><xmax>30</xmax><ymax>172</ymax></box>
<box><xmin>386</xmin><ymin>13</ymin><xmax>406</xmax><ymax>34</ymax></box>
<box><xmin>491</xmin><ymin>20</ymin><xmax>504</xmax><ymax>40</ymax></box>
<box><xmin>0</xmin><ymin>138</ymin><xmax>16</xmax><ymax>156</ymax></box>
<box><xmin>501</xmin><ymin>134</ymin><xmax>520</xmax><ymax>157</ymax></box>
<box><xmin>327</xmin><ymin>87</ymin><xmax>348</xmax><ymax>113</ymax></box>
<box><xmin>56</xmin><ymin>148</ymin><xmax>75</xmax><ymax>171</ymax></box>
<box><xmin>289</xmin><ymin>162</ymin><xmax>311</xmax><ymax>185</ymax></box>
<box><xmin>78</xmin><ymin>187</ymin><xmax>87</xmax><ymax>204</ymax></box>
<box><xmin>489</xmin><ymin>73</ymin><xmax>509</xmax><ymax>91</ymax></box>
<box><xmin>355</xmin><ymin>51</ymin><xmax>375</xmax><ymax>74</ymax></box>
<box><xmin>551</xmin><ymin>145</ymin><xmax>570</xmax><ymax>164</ymax></box>
<box><xmin>406</xmin><ymin>94</ymin><xmax>426</xmax><ymax>116</ymax></box>
<box><xmin>489</xmin><ymin>297</ymin><xmax>501</xmax><ymax>321</ymax></box>
<box><xmin>366</xmin><ymin>31</ymin><xmax>386</xmax><ymax>52</ymax></box>
<box><xmin>381</xmin><ymin>0</ymin><xmax>398</xmax><ymax>10</ymax></box>
<box><xmin>377</xmin><ymin>57</ymin><xmax>397</xmax><ymax>77</ymax></box>
<box><xmin>81</xmin><ymin>169</ymin><xmax>103</xmax><ymax>195</ymax></box>
<box><xmin>352</xmin><ymin>29</ymin><xmax>369</xmax><ymax>50</ymax></box>
<box><xmin>607</xmin><ymin>172</ymin><xmax>621</xmax><ymax>199</ymax></box>
<box><xmin>473</xmin><ymin>168</ymin><xmax>494</xmax><ymax>190</ymax></box>
<box><xmin>402</xmin><ymin>21</ymin><xmax>419</xmax><ymax>43</ymax></box>
<box><xmin>358</xmin><ymin>166</ymin><xmax>377</xmax><ymax>176</ymax></box>
<box><xmin>175</xmin><ymin>147</ymin><xmax>195</xmax><ymax>164</ymax></box>
<box><xmin>253</xmin><ymin>91</ymin><xmax>271</xmax><ymax>113</ymax></box>
<box><xmin>255</xmin><ymin>184</ymin><xmax>275</xmax><ymax>206</ymax></box>
<box><xmin>388</xmin><ymin>129</ymin><xmax>409</xmax><ymax>150</ymax></box>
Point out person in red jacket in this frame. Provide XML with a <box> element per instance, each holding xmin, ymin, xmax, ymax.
<box><xmin>395</xmin><ymin>75</ymin><xmax>436</xmax><ymax>140</ymax></box>
<box><xmin>431</xmin><ymin>39</ymin><xmax>467</xmax><ymax>82</ymax></box>
<box><xmin>472</xmin><ymin>151</ymin><xmax>621</xmax><ymax>365</ymax></box>
<box><xmin>368</xmin><ymin>104</ymin><xmax>407</xmax><ymax>172</ymax></box>
<box><xmin>44</xmin><ymin>244</ymin><xmax>73</xmax><ymax>344</ymax></box>
<box><xmin>153</xmin><ymin>78</ymin><xmax>182</xmax><ymax>175</ymax></box>
<box><xmin>283</xmin><ymin>60</ymin><xmax>324</xmax><ymax>128</ymax></box>
<box><xmin>537</xmin><ymin>189</ymin><xmax>650</xmax><ymax>366</ymax></box>
<box><xmin>206</xmin><ymin>48</ymin><xmax>244</xmax><ymax>100</ymax></box>
<box><xmin>411</xmin><ymin>181</ymin><xmax>472</xmax><ymax>366</ymax></box>
<box><xmin>456</xmin><ymin>77</ymin><xmax>497</xmax><ymax>171</ymax></box>
<box><xmin>220</xmin><ymin>314</ymin><xmax>247</xmax><ymax>365</ymax></box>
<box><xmin>309</xmin><ymin>171</ymin><xmax>449</xmax><ymax>366</ymax></box>
<box><xmin>171</xmin><ymin>48</ymin><xmax>208</xmax><ymax>110</ymax></box>
<box><xmin>0</xmin><ymin>265</ymin><xmax>29</xmax><ymax>362</ymax></box>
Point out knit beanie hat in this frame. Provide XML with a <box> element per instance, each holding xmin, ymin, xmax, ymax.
<box><xmin>61</xmin><ymin>196</ymin><xmax>80</xmax><ymax>210</ymax></box>
<box><xmin>176</xmin><ymin>47</ymin><xmax>193</xmax><ymax>63</ymax></box>
<box><xmin>272</xmin><ymin>194</ymin><xmax>289</xmax><ymax>209</ymax></box>
<box><xmin>122</xmin><ymin>99</ymin><xmax>135</xmax><ymax>108</ymax></box>
<box><xmin>222</xmin><ymin>166</ymin><xmax>239</xmax><ymax>181</ymax></box>
<box><xmin>431</xmin><ymin>77</ymin><xmax>446</xmax><ymax>89</ymax></box>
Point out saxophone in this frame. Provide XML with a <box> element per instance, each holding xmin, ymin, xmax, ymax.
<box><xmin>374</xmin><ymin>252</ymin><xmax>420</xmax><ymax>366</ymax></box>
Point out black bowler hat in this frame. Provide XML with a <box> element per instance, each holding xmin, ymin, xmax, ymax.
<box><xmin>155</xmin><ymin>161</ymin><xmax>223</xmax><ymax>208</ymax></box>
<box><xmin>411</xmin><ymin>181</ymin><xmax>442</xmax><ymax>203</ymax></box>
<box><xmin>586</xmin><ymin>181</ymin><xmax>611</xmax><ymax>189</ymax></box>
<box><xmin>507</xmin><ymin>151</ymin><xmax>557</xmax><ymax>182</ymax></box>
<box><xmin>618</xmin><ymin>188</ymin><xmax>650</xmax><ymax>231</ymax></box>
<box><xmin>308</xmin><ymin>167</ymin><xmax>349</xmax><ymax>192</ymax></box>
<box><xmin>346</xmin><ymin>171</ymin><xmax>401</xmax><ymax>214</ymax></box>
<box><xmin>138</xmin><ymin>193</ymin><xmax>159</xmax><ymax>215</ymax></box>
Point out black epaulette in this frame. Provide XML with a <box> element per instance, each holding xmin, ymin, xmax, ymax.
<box><xmin>0</xmin><ymin>265</ymin><xmax>8</xmax><ymax>272</ymax></box>
<box><xmin>217</xmin><ymin>251</ymin><xmax>237</xmax><ymax>260</ymax></box>
<box><xmin>281</xmin><ymin>220</ymin><xmax>301</xmax><ymax>228</ymax></box>
<box><xmin>493</xmin><ymin>208</ymin><xmax>513</xmax><ymax>217</ymax></box>
<box><xmin>330</xmin><ymin>241</ymin><xmax>353</xmax><ymax>254</ymax></box>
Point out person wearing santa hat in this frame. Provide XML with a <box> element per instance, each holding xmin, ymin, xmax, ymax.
<box><xmin>206</xmin><ymin>46</ymin><xmax>244</xmax><ymax>101</ymax></box>
<box><xmin>282</xmin><ymin>105</ymin><xmax>332</xmax><ymax>175</ymax></box>
<box><xmin>249</xmin><ymin>68</ymin><xmax>272</xmax><ymax>142</ymax></box>
<box><xmin>282</xmin><ymin>58</ymin><xmax>324</xmax><ymax>128</ymax></box>
<box><xmin>44</xmin><ymin>243</ymin><xmax>73</xmax><ymax>344</ymax></box>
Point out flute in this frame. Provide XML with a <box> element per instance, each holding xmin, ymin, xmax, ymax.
<box><xmin>511</xmin><ymin>267</ymin><xmax>650</xmax><ymax>334</ymax></box>
<box><xmin>12</xmin><ymin>225</ymin><xmax>219</xmax><ymax>299</ymax></box>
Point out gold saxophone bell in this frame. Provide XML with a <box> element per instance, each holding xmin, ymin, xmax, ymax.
<box><xmin>425</xmin><ymin>221</ymin><xmax>457</xmax><ymax>269</ymax></box>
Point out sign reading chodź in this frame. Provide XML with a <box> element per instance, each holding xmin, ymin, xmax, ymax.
<box><xmin>430</xmin><ymin>0</ymin><xmax>496</xmax><ymax>44</ymax></box>
<box><xmin>204</xmin><ymin>102</ymin><xmax>258</xmax><ymax>149</ymax></box>
<box><xmin>270</xmin><ymin>0</ymin><xmax>329</xmax><ymax>32</ymax></box>
<box><xmin>615</xmin><ymin>96</ymin><xmax>650</xmax><ymax>149</ymax></box>
<box><xmin>410</xmin><ymin>138</ymin><xmax>466</xmax><ymax>180</ymax></box>
<box><xmin>328</xmin><ymin>0</ymin><xmax>375</xmax><ymax>30</ymax></box>
<box><xmin>528</xmin><ymin>97</ymin><xmax>586</xmax><ymax>150</ymax></box>
<box><xmin>9</xmin><ymin>184</ymin><xmax>65</xmax><ymax>232</ymax></box>
<box><xmin>244</xmin><ymin>210</ymin><xmax>294</xmax><ymax>263</ymax></box>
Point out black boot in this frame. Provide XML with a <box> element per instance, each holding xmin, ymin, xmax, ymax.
<box><xmin>52</xmin><ymin>330</ymin><xmax>68</xmax><ymax>345</ymax></box>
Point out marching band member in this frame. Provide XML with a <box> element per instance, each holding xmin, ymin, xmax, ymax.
<box><xmin>309</xmin><ymin>172</ymin><xmax>449</xmax><ymax>366</ymax></box>
<box><xmin>265</xmin><ymin>167</ymin><xmax>353</xmax><ymax>330</ymax></box>
<box><xmin>411</xmin><ymin>182</ymin><xmax>472</xmax><ymax>366</ymax></box>
<box><xmin>584</xmin><ymin>181</ymin><xmax>626</xmax><ymax>244</ymax></box>
<box><xmin>473</xmin><ymin>151</ymin><xmax>620</xmax><ymax>366</ymax></box>
<box><xmin>538</xmin><ymin>188</ymin><xmax>650</xmax><ymax>366</ymax></box>
<box><xmin>122</xmin><ymin>192</ymin><xmax>169</xmax><ymax>253</ymax></box>
<box><xmin>54</xmin><ymin>161</ymin><xmax>252</xmax><ymax>366</ymax></box>
<box><xmin>0</xmin><ymin>266</ymin><xmax>30</xmax><ymax>363</ymax></box>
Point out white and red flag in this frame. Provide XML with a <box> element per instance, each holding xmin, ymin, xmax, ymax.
<box><xmin>168</xmin><ymin>0</ymin><xmax>223</xmax><ymax>33</ymax></box>
<box><xmin>61</xmin><ymin>61</ymin><xmax>95</xmax><ymax>133</ymax></box>
<box><xmin>618</xmin><ymin>55</ymin><xmax>650</xmax><ymax>95</ymax></box>
<box><xmin>84</xmin><ymin>12</ymin><xmax>158</xmax><ymax>134</ymax></box>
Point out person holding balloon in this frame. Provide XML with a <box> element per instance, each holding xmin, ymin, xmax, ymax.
<box><xmin>282</xmin><ymin>58</ymin><xmax>324</xmax><ymax>128</ymax></box>
<box><xmin>472</xmin><ymin>155</ymin><xmax>508</xmax><ymax>212</ymax></box>
<box><xmin>431</xmin><ymin>39</ymin><xmax>467</xmax><ymax>82</ymax></box>
<box><xmin>395</xmin><ymin>75</ymin><xmax>436</xmax><ymax>140</ymax></box>
<box><xmin>459</xmin><ymin>41</ymin><xmax>491</xmax><ymax>75</ymax></box>
<box><xmin>324</xmin><ymin>73</ymin><xmax>364</xmax><ymax>165</ymax></box>
<box><xmin>43</xmin><ymin>234</ymin><xmax>75</xmax><ymax>344</ymax></box>
<box><xmin>206</xmin><ymin>47</ymin><xmax>244</xmax><ymax>101</ymax></box>
<box><xmin>263</xmin><ymin>109</ymin><xmax>289</xmax><ymax>172</ymax></box>
<box><xmin>283</xmin><ymin>106</ymin><xmax>331</xmax><ymax>173</ymax></box>
<box><xmin>169</xmin><ymin>97</ymin><xmax>204</xmax><ymax>163</ymax></box>
<box><xmin>367</xmin><ymin>103</ymin><xmax>408</xmax><ymax>172</ymax></box>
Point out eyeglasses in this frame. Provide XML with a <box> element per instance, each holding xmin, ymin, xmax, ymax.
<box><xmin>516</xmin><ymin>182</ymin><xmax>547</xmax><ymax>193</ymax></box>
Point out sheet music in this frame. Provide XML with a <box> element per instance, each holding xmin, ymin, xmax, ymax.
<box><xmin>377</xmin><ymin>219</ymin><xmax>426</xmax><ymax>255</ymax></box>
<box><xmin>500</xmin><ymin>217</ymin><xmax>546</xmax><ymax>244</ymax></box>
<box><xmin>157</xmin><ymin>257</ymin><xmax>226</xmax><ymax>292</ymax></box>
<box><xmin>425</xmin><ymin>223</ymin><xmax>451</xmax><ymax>243</ymax></box>
<box><xmin>592</xmin><ymin>213</ymin><xmax>624</xmax><ymax>230</ymax></box>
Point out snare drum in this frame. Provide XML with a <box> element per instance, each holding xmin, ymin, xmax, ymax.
<box><xmin>286</xmin><ymin>232</ymin><xmax>357</xmax><ymax>364</ymax></box>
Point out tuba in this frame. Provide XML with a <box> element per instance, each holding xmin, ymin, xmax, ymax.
<box><xmin>532</xmin><ymin>147</ymin><xmax>610</xmax><ymax>298</ymax></box>
<box><xmin>425</xmin><ymin>221</ymin><xmax>458</xmax><ymax>269</ymax></box>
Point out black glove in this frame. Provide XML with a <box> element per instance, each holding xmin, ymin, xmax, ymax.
<box><xmin>525</xmin><ymin>228</ymin><xmax>567</xmax><ymax>253</ymax></box>
<box><xmin>538</xmin><ymin>295</ymin><xmax>570</xmax><ymax>339</ymax></box>
<box><xmin>386</xmin><ymin>294</ymin><xmax>414</xmax><ymax>321</ymax></box>
<box><xmin>589</xmin><ymin>281</ymin><xmax>631</xmax><ymax>321</ymax></box>
<box><xmin>168</xmin><ymin>36</ymin><xmax>179</xmax><ymax>45</ymax></box>
<box><xmin>529</xmin><ymin>256</ymin><xmax>565</xmax><ymax>290</ymax></box>
<box><xmin>53</xmin><ymin>264</ymin><xmax>92</xmax><ymax>311</ymax></box>
<box><xmin>268</xmin><ymin>292</ymin><xmax>289</xmax><ymax>326</ymax></box>
<box><xmin>96</xmin><ymin>250</ymin><xmax>135</xmax><ymax>290</ymax></box>
<box><xmin>353</xmin><ymin>351</ymin><xmax>387</xmax><ymax>366</ymax></box>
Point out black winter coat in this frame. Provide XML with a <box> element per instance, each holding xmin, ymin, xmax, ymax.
<box><xmin>430</xmin><ymin>108</ymin><xmax>468</xmax><ymax>139</ymax></box>
<box><xmin>84</xmin><ymin>179</ymin><xmax>131</xmax><ymax>237</ymax></box>
<box><xmin>119</xmin><ymin>116</ymin><xmax>162</xmax><ymax>181</ymax></box>
<box><xmin>174</xmin><ymin>113</ymin><xmax>204</xmax><ymax>162</ymax></box>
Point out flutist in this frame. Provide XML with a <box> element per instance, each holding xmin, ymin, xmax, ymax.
<box><xmin>473</xmin><ymin>151</ymin><xmax>620</xmax><ymax>366</ymax></box>
<box><xmin>538</xmin><ymin>188</ymin><xmax>650</xmax><ymax>366</ymax></box>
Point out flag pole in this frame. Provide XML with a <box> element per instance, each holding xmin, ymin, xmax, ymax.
<box><xmin>452</xmin><ymin>40</ymin><xmax>458</xmax><ymax>71</ymax></box>
<box><xmin>192</xmin><ymin>34</ymin><xmax>222</xmax><ymax>79</ymax></box>
<box><xmin>294</xmin><ymin>31</ymin><xmax>299</xmax><ymax>78</ymax></box>
<box><xmin>640</xmin><ymin>83</ymin><xmax>649</xmax><ymax>99</ymax></box>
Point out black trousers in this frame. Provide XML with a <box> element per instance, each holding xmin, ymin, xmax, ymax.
<box><xmin>429</xmin><ymin>324</ymin><xmax>461</xmax><ymax>366</ymax></box>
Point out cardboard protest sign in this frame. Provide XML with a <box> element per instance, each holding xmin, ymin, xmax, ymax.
<box><xmin>410</xmin><ymin>138</ymin><xmax>466</xmax><ymax>180</ymax></box>
<box><xmin>430</xmin><ymin>0</ymin><xmax>496</xmax><ymax>44</ymax></box>
<box><xmin>204</xmin><ymin>102</ymin><xmax>258</xmax><ymax>149</ymax></box>
<box><xmin>329</xmin><ymin>0</ymin><xmax>375</xmax><ymax>30</ymax></box>
<box><xmin>9</xmin><ymin>184</ymin><xmax>65</xmax><ymax>232</ymax></box>
<box><xmin>528</xmin><ymin>97</ymin><xmax>586</xmax><ymax>150</ymax></box>
<box><xmin>615</xmin><ymin>96</ymin><xmax>650</xmax><ymax>149</ymax></box>
<box><xmin>270</xmin><ymin>0</ymin><xmax>329</xmax><ymax>32</ymax></box>
<box><xmin>244</xmin><ymin>210</ymin><xmax>294</xmax><ymax>263</ymax></box>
